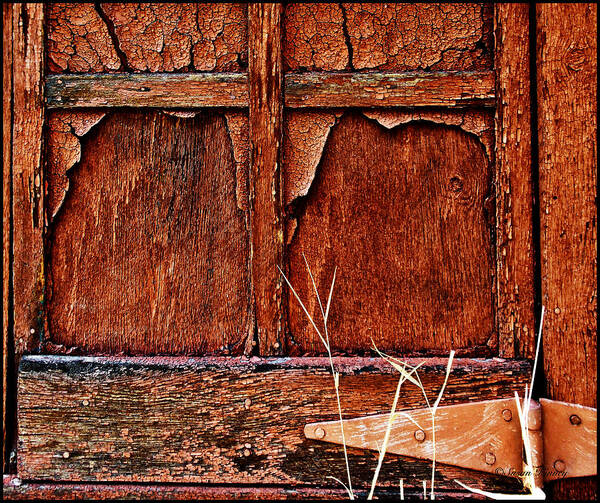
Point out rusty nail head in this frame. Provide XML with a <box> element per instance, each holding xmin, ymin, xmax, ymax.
<box><xmin>569</xmin><ymin>414</ymin><xmax>581</xmax><ymax>425</ymax></box>
<box><xmin>315</xmin><ymin>427</ymin><xmax>326</xmax><ymax>439</ymax></box>
<box><xmin>502</xmin><ymin>409</ymin><xmax>512</xmax><ymax>422</ymax></box>
<box><xmin>62</xmin><ymin>451</ymin><xmax>70</xmax><ymax>459</ymax></box>
<box><xmin>554</xmin><ymin>459</ymin><xmax>566</xmax><ymax>472</ymax></box>
<box><xmin>485</xmin><ymin>452</ymin><xmax>496</xmax><ymax>465</ymax></box>
<box><xmin>414</xmin><ymin>429</ymin><xmax>426</xmax><ymax>442</ymax></box>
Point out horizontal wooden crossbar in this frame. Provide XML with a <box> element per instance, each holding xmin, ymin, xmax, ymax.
<box><xmin>18</xmin><ymin>355</ymin><xmax>527</xmax><ymax>492</ymax></box>
<box><xmin>46</xmin><ymin>71</ymin><xmax>495</xmax><ymax>109</ymax></box>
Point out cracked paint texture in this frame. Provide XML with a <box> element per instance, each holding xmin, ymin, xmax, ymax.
<box><xmin>284</xmin><ymin>3</ymin><xmax>492</xmax><ymax>71</ymax></box>
<box><xmin>47</xmin><ymin>3</ymin><xmax>248</xmax><ymax>73</ymax></box>
<box><xmin>47</xmin><ymin>111</ymin><xmax>107</xmax><ymax>221</ymax></box>
<box><xmin>46</xmin><ymin>3</ymin><xmax>121</xmax><ymax>72</ymax></box>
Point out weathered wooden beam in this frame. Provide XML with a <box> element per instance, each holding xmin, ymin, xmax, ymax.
<box><xmin>18</xmin><ymin>355</ymin><xmax>529</xmax><ymax>492</ymax></box>
<box><xmin>2</xmin><ymin>2</ymin><xmax>13</xmax><ymax>472</ymax></box>
<box><xmin>45</xmin><ymin>71</ymin><xmax>496</xmax><ymax>109</ymax></box>
<box><xmin>494</xmin><ymin>4</ymin><xmax>536</xmax><ymax>358</ymax></box>
<box><xmin>248</xmin><ymin>4</ymin><xmax>286</xmax><ymax>355</ymax></box>
<box><xmin>9</xmin><ymin>2</ymin><xmax>45</xmax><ymax>423</ymax></box>
<box><xmin>536</xmin><ymin>3</ymin><xmax>597</xmax><ymax>500</ymax></box>
<box><xmin>284</xmin><ymin>71</ymin><xmax>495</xmax><ymax>108</ymax></box>
<box><xmin>46</xmin><ymin>73</ymin><xmax>249</xmax><ymax>108</ymax></box>
<box><xmin>2</xmin><ymin>475</ymin><xmax>483</xmax><ymax>501</ymax></box>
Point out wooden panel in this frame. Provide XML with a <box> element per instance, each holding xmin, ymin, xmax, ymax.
<box><xmin>47</xmin><ymin>111</ymin><xmax>252</xmax><ymax>354</ymax></box>
<box><xmin>287</xmin><ymin>112</ymin><xmax>494</xmax><ymax>355</ymax></box>
<box><xmin>248</xmin><ymin>4</ymin><xmax>286</xmax><ymax>355</ymax></box>
<box><xmin>46</xmin><ymin>73</ymin><xmax>249</xmax><ymax>109</ymax></box>
<box><xmin>283</xmin><ymin>3</ymin><xmax>493</xmax><ymax>72</ymax></box>
<box><xmin>18</xmin><ymin>355</ymin><xmax>529</xmax><ymax>492</ymax></box>
<box><xmin>494</xmin><ymin>4</ymin><xmax>535</xmax><ymax>358</ymax></box>
<box><xmin>46</xmin><ymin>3</ymin><xmax>248</xmax><ymax>73</ymax></box>
<box><xmin>285</xmin><ymin>71</ymin><xmax>495</xmax><ymax>108</ymax></box>
<box><xmin>536</xmin><ymin>3</ymin><xmax>597</xmax><ymax>500</ymax></box>
<box><xmin>2</xmin><ymin>476</ymin><xmax>482</xmax><ymax>501</ymax></box>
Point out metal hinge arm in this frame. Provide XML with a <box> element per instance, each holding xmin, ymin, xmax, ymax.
<box><xmin>304</xmin><ymin>398</ymin><xmax>597</xmax><ymax>486</ymax></box>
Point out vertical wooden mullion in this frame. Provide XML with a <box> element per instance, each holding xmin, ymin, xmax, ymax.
<box><xmin>494</xmin><ymin>3</ymin><xmax>536</xmax><ymax>358</ymax></box>
<box><xmin>248</xmin><ymin>3</ymin><xmax>285</xmax><ymax>355</ymax></box>
<box><xmin>5</xmin><ymin>2</ymin><xmax>45</xmax><ymax>469</ymax></box>
<box><xmin>537</xmin><ymin>4</ymin><xmax>597</xmax><ymax>499</ymax></box>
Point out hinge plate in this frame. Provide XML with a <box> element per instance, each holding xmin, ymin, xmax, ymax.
<box><xmin>305</xmin><ymin>397</ymin><xmax>597</xmax><ymax>483</ymax></box>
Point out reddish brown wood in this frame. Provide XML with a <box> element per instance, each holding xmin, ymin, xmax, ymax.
<box><xmin>10</xmin><ymin>3</ymin><xmax>45</xmax><ymax>362</ymax></box>
<box><xmin>285</xmin><ymin>71</ymin><xmax>495</xmax><ymax>108</ymax></box>
<box><xmin>46</xmin><ymin>73</ymin><xmax>249</xmax><ymax>108</ymax></box>
<box><xmin>536</xmin><ymin>4</ymin><xmax>597</xmax><ymax>500</ymax></box>
<box><xmin>287</xmin><ymin>112</ymin><xmax>495</xmax><ymax>355</ymax></box>
<box><xmin>46</xmin><ymin>111</ymin><xmax>252</xmax><ymax>355</ymax></box>
<box><xmin>283</xmin><ymin>3</ymin><xmax>493</xmax><ymax>72</ymax></box>
<box><xmin>46</xmin><ymin>3</ymin><xmax>248</xmax><ymax>73</ymax></box>
<box><xmin>248</xmin><ymin>4</ymin><xmax>286</xmax><ymax>355</ymax></box>
<box><xmin>494</xmin><ymin>4</ymin><xmax>536</xmax><ymax>358</ymax></box>
<box><xmin>17</xmin><ymin>355</ymin><xmax>529</xmax><ymax>492</ymax></box>
<box><xmin>2</xmin><ymin>476</ymin><xmax>485</xmax><ymax>501</ymax></box>
<box><xmin>3</xmin><ymin>2</ymin><xmax>13</xmax><ymax>471</ymax></box>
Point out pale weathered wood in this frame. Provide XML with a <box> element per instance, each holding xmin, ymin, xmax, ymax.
<box><xmin>18</xmin><ymin>355</ymin><xmax>529</xmax><ymax>492</ymax></box>
<box><xmin>3</xmin><ymin>2</ymin><xmax>13</xmax><ymax>472</ymax></box>
<box><xmin>45</xmin><ymin>71</ymin><xmax>495</xmax><ymax>109</ymax></box>
<box><xmin>284</xmin><ymin>71</ymin><xmax>495</xmax><ymax>108</ymax></box>
<box><xmin>248</xmin><ymin>4</ymin><xmax>286</xmax><ymax>355</ymax></box>
<box><xmin>494</xmin><ymin>4</ymin><xmax>536</xmax><ymax>358</ymax></box>
<box><xmin>536</xmin><ymin>4</ymin><xmax>597</xmax><ymax>500</ymax></box>
<box><xmin>46</xmin><ymin>73</ymin><xmax>249</xmax><ymax>108</ymax></box>
<box><xmin>287</xmin><ymin>113</ymin><xmax>495</xmax><ymax>355</ymax></box>
<box><xmin>10</xmin><ymin>3</ymin><xmax>45</xmax><ymax>370</ymax></box>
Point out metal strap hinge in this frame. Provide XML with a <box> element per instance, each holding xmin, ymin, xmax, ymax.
<box><xmin>304</xmin><ymin>398</ymin><xmax>596</xmax><ymax>487</ymax></box>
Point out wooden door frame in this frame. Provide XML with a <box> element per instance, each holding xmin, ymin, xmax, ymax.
<box><xmin>3</xmin><ymin>3</ymin><xmax>596</xmax><ymax>499</ymax></box>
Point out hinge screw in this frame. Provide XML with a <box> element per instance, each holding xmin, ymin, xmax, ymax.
<box><xmin>315</xmin><ymin>427</ymin><xmax>326</xmax><ymax>439</ymax></box>
<box><xmin>414</xmin><ymin>429</ymin><xmax>426</xmax><ymax>442</ymax></box>
<box><xmin>554</xmin><ymin>459</ymin><xmax>566</xmax><ymax>472</ymax></box>
<box><xmin>485</xmin><ymin>452</ymin><xmax>496</xmax><ymax>465</ymax></box>
<box><xmin>569</xmin><ymin>414</ymin><xmax>581</xmax><ymax>425</ymax></box>
<box><xmin>502</xmin><ymin>409</ymin><xmax>512</xmax><ymax>422</ymax></box>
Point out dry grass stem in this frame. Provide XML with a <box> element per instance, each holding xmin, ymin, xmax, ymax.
<box><xmin>278</xmin><ymin>258</ymin><xmax>354</xmax><ymax>499</ymax></box>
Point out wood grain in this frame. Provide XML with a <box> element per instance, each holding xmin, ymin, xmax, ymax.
<box><xmin>284</xmin><ymin>71</ymin><xmax>495</xmax><ymax>108</ymax></box>
<box><xmin>248</xmin><ymin>4</ymin><xmax>286</xmax><ymax>355</ymax></box>
<box><xmin>287</xmin><ymin>112</ymin><xmax>495</xmax><ymax>355</ymax></box>
<box><xmin>46</xmin><ymin>73</ymin><xmax>249</xmax><ymax>108</ymax></box>
<box><xmin>494</xmin><ymin>4</ymin><xmax>535</xmax><ymax>358</ymax></box>
<box><xmin>46</xmin><ymin>111</ymin><xmax>252</xmax><ymax>355</ymax></box>
<box><xmin>536</xmin><ymin>3</ymin><xmax>597</xmax><ymax>500</ymax></box>
<box><xmin>10</xmin><ymin>3</ymin><xmax>45</xmax><ymax>365</ymax></box>
<box><xmin>18</xmin><ymin>355</ymin><xmax>529</xmax><ymax>492</ymax></box>
<box><xmin>45</xmin><ymin>71</ymin><xmax>495</xmax><ymax>109</ymax></box>
<box><xmin>3</xmin><ymin>2</ymin><xmax>13</xmax><ymax>471</ymax></box>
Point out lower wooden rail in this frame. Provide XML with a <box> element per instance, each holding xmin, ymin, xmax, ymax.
<box><xmin>16</xmin><ymin>356</ymin><xmax>529</xmax><ymax>493</ymax></box>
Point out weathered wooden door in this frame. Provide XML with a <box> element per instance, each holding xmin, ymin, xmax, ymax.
<box><xmin>3</xmin><ymin>3</ymin><xmax>596</xmax><ymax>500</ymax></box>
